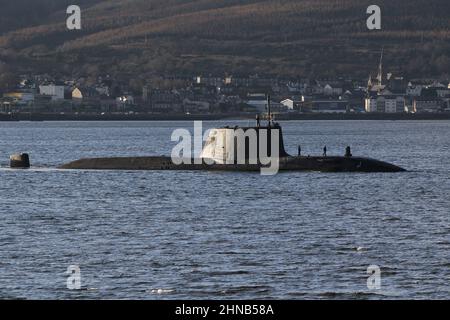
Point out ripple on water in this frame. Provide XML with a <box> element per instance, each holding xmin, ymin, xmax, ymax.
<box><xmin>1</xmin><ymin>120</ymin><xmax>450</xmax><ymax>299</ymax></box>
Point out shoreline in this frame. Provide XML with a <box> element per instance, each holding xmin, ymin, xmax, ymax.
<box><xmin>2</xmin><ymin>112</ymin><xmax>450</xmax><ymax>121</ymax></box>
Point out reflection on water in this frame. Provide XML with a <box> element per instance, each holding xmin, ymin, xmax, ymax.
<box><xmin>0</xmin><ymin>120</ymin><xmax>449</xmax><ymax>299</ymax></box>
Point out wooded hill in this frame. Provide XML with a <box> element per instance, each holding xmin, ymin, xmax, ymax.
<box><xmin>0</xmin><ymin>0</ymin><xmax>449</xmax><ymax>82</ymax></box>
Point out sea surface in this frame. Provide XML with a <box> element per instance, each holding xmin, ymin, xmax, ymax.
<box><xmin>0</xmin><ymin>120</ymin><xmax>449</xmax><ymax>300</ymax></box>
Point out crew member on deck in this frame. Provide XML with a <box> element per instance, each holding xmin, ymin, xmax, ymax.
<box><xmin>298</xmin><ymin>145</ymin><xmax>301</xmax><ymax>156</ymax></box>
<box><xmin>323</xmin><ymin>146</ymin><xmax>327</xmax><ymax>157</ymax></box>
<box><xmin>345</xmin><ymin>146</ymin><xmax>352</xmax><ymax>157</ymax></box>
<box><xmin>256</xmin><ymin>114</ymin><xmax>260</xmax><ymax>127</ymax></box>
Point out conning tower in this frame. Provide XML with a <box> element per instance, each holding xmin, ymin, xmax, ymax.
<box><xmin>200</xmin><ymin>95</ymin><xmax>288</xmax><ymax>164</ymax></box>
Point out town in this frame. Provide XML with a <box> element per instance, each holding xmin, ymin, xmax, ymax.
<box><xmin>1</xmin><ymin>67</ymin><xmax>449</xmax><ymax>119</ymax></box>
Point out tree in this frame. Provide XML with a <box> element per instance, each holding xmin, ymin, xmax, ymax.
<box><xmin>0</xmin><ymin>63</ymin><xmax>19</xmax><ymax>93</ymax></box>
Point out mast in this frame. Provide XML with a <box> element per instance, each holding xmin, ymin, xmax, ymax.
<box><xmin>377</xmin><ymin>47</ymin><xmax>384</xmax><ymax>86</ymax></box>
<box><xmin>267</xmin><ymin>94</ymin><xmax>272</xmax><ymax>126</ymax></box>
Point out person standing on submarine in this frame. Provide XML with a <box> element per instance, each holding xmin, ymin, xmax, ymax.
<box><xmin>323</xmin><ymin>146</ymin><xmax>327</xmax><ymax>157</ymax></box>
<box><xmin>345</xmin><ymin>146</ymin><xmax>352</xmax><ymax>157</ymax></box>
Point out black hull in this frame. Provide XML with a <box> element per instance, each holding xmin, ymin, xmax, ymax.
<box><xmin>59</xmin><ymin>156</ymin><xmax>406</xmax><ymax>173</ymax></box>
<box><xmin>10</xmin><ymin>153</ymin><xmax>31</xmax><ymax>168</ymax></box>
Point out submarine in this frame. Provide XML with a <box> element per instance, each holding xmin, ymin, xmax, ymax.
<box><xmin>59</xmin><ymin>99</ymin><xmax>406</xmax><ymax>173</ymax></box>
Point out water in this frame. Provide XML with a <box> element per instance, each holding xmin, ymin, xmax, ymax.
<box><xmin>0</xmin><ymin>120</ymin><xmax>449</xmax><ymax>300</ymax></box>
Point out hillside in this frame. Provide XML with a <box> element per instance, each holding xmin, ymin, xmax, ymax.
<box><xmin>0</xmin><ymin>0</ymin><xmax>449</xmax><ymax>82</ymax></box>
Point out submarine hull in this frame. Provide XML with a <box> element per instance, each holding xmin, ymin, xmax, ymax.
<box><xmin>59</xmin><ymin>156</ymin><xmax>406</xmax><ymax>172</ymax></box>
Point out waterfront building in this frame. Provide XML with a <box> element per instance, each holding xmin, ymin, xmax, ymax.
<box><xmin>365</xmin><ymin>94</ymin><xmax>378</xmax><ymax>113</ymax></box>
<box><xmin>3</xmin><ymin>90</ymin><xmax>35</xmax><ymax>104</ymax></box>
<box><xmin>412</xmin><ymin>88</ymin><xmax>444</xmax><ymax>113</ymax></box>
<box><xmin>280</xmin><ymin>98</ymin><xmax>301</xmax><ymax>111</ymax></box>
<box><xmin>72</xmin><ymin>87</ymin><xmax>99</xmax><ymax>100</ymax></box>
<box><xmin>39</xmin><ymin>83</ymin><xmax>65</xmax><ymax>100</ymax></box>
<box><xmin>365</xmin><ymin>92</ymin><xmax>405</xmax><ymax>113</ymax></box>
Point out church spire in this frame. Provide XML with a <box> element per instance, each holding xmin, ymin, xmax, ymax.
<box><xmin>368</xmin><ymin>74</ymin><xmax>373</xmax><ymax>88</ymax></box>
<box><xmin>377</xmin><ymin>47</ymin><xmax>384</xmax><ymax>85</ymax></box>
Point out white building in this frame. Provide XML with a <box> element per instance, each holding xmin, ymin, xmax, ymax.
<box><xmin>365</xmin><ymin>95</ymin><xmax>405</xmax><ymax>113</ymax></box>
<box><xmin>365</xmin><ymin>97</ymin><xmax>377</xmax><ymax>113</ymax></box>
<box><xmin>39</xmin><ymin>84</ymin><xmax>65</xmax><ymax>100</ymax></box>
<box><xmin>280</xmin><ymin>99</ymin><xmax>301</xmax><ymax>111</ymax></box>
<box><xmin>384</xmin><ymin>97</ymin><xmax>398</xmax><ymax>113</ymax></box>
<box><xmin>196</xmin><ymin>76</ymin><xmax>223</xmax><ymax>86</ymax></box>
